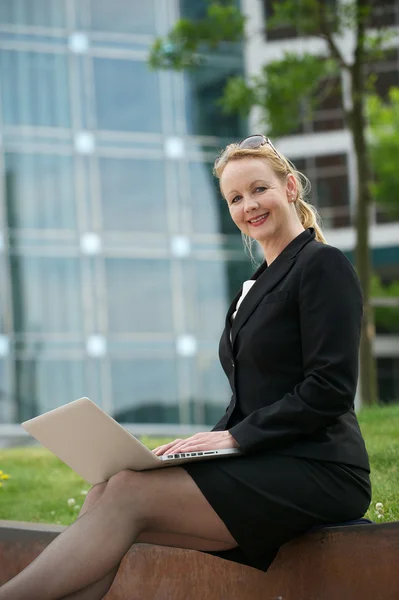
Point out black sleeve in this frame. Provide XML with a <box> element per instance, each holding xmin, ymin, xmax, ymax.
<box><xmin>228</xmin><ymin>246</ymin><xmax>363</xmax><ymax>453</ymax></box>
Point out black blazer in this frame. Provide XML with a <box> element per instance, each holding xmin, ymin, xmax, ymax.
<box><xmin>213</xmin><ymin>228</ymin><xmax>370</xmax><ymax>471</ymax></box>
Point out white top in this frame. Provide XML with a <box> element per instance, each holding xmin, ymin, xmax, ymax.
<box><xmin>231</xmin><ymin>279</ymin><xmax>256</xmax><ymax>321</ymax></box>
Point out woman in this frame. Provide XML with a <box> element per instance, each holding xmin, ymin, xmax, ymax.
<box><xmin>0</xmin><ymin>136</ymin><xmax>371</xmax><ymax>600</ymax></box>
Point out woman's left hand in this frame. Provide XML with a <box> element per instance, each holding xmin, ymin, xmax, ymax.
<box><xmin>153</xmin><ymin>431</ymin><xmax>239</xmax><ymax>456</ymax></box>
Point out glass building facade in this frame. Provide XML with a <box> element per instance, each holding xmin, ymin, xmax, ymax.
<box><xmin>0</xmin><ymin>0</ymin><xmax>251</xmax><ymax>426</ymax></box>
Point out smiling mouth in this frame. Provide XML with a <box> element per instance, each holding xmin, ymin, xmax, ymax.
<box><xmin>248</xmin><ymin>212</ymin><xmax>269</xmax><ymax>226</ymax></box>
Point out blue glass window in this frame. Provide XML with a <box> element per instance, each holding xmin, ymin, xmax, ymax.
<box><xmin>15</xmin><ymin>358</ymin><xmax>86</xmax><ymax>421</ymax></box>
<box><xmin>185</xmin><ymin>64</ymin><xmax>245</xmax><ymax>138</ymax></box>
<box><xmin>0</xmin><ymin>50</ymin><xmax>70</xmax><ymax>127</ymax></box>
<box><xmin>99</xmin><ymin>157</ymin><xmax>167</xmax><ymax>232</ymax></box>
<box><xmin>105</xmin><ymin>259</ymin><xmax>173</xmax><ymax>334</ymax></box>
<box><xmin>0</xmin><ymin>0</ymin><xmax>66</xmax><ymax>27</ymax></box>
<box><xmin>183</xmin><ymin>259</ymin><xmax>253</xmax><ymax>341</ymax></box>
<box><xmin>11</xmin><ymin>257</ymin><xmax>82</xmax><ymax>333</ymax></box>
<box><xmin>93</xmin><ymin>58</ymin><xmax>161</xmax><ymax>132</ymax></box>
<box><xmin>111</xmin><ymin>357</ymin><xmax>178</xmax><ymax>423</ymax></box>
<box><xmin>89</xmin><ymin>0</ymin><xmax>156</xmax><ymax>34</ymax></box>
<box><xmin>5</xmin><ymin>153</ymin><xmax>75</xmax><ymax>230</ymax></box>
<box><xmin>189</xmin><ymin>162</ymin><xmax>238</xmax><ymax>235</ymax></box>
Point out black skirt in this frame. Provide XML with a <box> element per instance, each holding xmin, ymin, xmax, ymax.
<box><xmin>182</xmin><ymin>452</ymin><xmax>371</xmax><ymax>572</ymax></box>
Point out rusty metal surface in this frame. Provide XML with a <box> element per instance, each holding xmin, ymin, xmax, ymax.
<box><xmin>1</xmin><ymin>520</ymin><xmax>399</xmax><ymax>600</ymax></box>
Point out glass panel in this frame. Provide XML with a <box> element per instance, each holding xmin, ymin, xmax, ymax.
<box><xmin>99</xmin><ymin>157</ymin><xmax>167</xmax><ymax>232</ymax></box>
<box><xmin>264</xmin><ymin>0</ymin><xmax>337</xmax><ymax>41</ymax></box>
<box><xmin>93</xmin><ymin>58</ymin><xmax>161</xmax><ymax>132</ymax></box>
<box><xmin>89</xmin><ymin>0</ymin><xmax>156</xmax><ymax>34</ymax></box>
<box><xmin>5</xmin><ymin>153</ymin><xmax>75</xmax><ymax>230</ymax></box>
<box><xmin>189</xmin><ymin>162</ymin><xmax>238</xmax><ymax>235</ymax></box>
<box><xmin>180</xmin><ymin>0</ymin><xmax>241</xmax><ymax>22</ymax></box>
<box><xmin>293</xmin><ymin>155</ymin><xmax>350</xmax><ymax>229</ymax></box>
<box><xmin>0</xmin><ymin>50</ymin><xmax>70</xmax><ymax>127</ymax></box>
<box><xmin>105</xmin><ymin>259</ymin><xmax>173</xmax><ymax>333</ymax></box>
<box><xmin>0</xmin><ymin>0</ymin><xmax>66</xmax><ymax>27</ymax></box>
<box><xmin>188</xmin><ymin>355</ymin><xmax>231</xmax><ymax>425</ymax></box>
<box><xmin>14</xmin><ymin>358</ymin><xmax>85</xmax><ymax>421</ymax></box>
<box><xmin>10</xmin><ymin>257</ymin><xmax>82</xmax><ymax>333</ymax></box>
<box><xmin>377</xmin><ymin>357</ymin><xmax>399</xmax><ymax>405</ymax></box>
<box><xmin>185</xmin><ymin>64</ymin><xmax>245</xmax><ymax>138</ymax></box>
<box><xmin>183</xmin><ymin>259</ymin><xmax>254</xmax><ymax>341</ymax></box>
<box><xmin>111</xmin><ymin>357</ymin><xmax>179</xmax><ymax>423</ymax></box>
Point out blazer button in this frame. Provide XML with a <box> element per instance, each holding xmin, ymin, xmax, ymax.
<box><xmin>231</xmin><ymin>360</ymin><xmax>235</xmax><ymax>368</ymax></box>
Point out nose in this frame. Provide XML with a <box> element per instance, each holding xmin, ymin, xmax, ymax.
<box><xmin>244</xmin><ymin>196</ymin><xmax>260</xmax><ymax>212</ymax></box>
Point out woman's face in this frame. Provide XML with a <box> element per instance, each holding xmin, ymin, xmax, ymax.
<box><xmin>220</xmin><ymin>157</ymin><xmax>297</xmax><ymax>244</ymax></box>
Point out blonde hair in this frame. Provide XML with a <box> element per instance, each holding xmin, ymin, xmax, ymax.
<box><xmin>214</xmin><ymin>142</ymin><xmax>327</xmax><ymax>261</ymax></box>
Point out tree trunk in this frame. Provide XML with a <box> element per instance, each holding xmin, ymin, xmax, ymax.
<box><xmin>348</xmin><ymin>5</ymin><xmax>379</xmax><ymax>406</ymax></box>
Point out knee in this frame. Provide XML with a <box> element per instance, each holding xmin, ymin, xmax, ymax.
<box><xmin>107</xmin><ymin>469</ymin><xmax>143</xmax><ymax>496</ymax></box>
<box><xmin>86</xmin><ymin>481</ymin><xmax>107</xmax><ymax>504</ymax></box>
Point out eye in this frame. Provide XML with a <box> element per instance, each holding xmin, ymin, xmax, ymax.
<box><xmin>230</xmin><ymin>195</ymin><xmax>242</xmax><ymax>204</ymax></box>
<box><xmin>254</xmin><ymin>186</ymin><xmax>266</xmax><ymax>193</ymax></box>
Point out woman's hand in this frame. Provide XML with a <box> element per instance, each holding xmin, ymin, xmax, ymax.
<box><xmin>152</xmin><ymin>431</ymin><xmax>239</xmax><ymax>456</ymax></box>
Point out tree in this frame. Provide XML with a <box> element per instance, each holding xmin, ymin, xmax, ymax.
<box><xmin>149</xmin><ymin>0</ymin><xmax>394</xmax><ymax>406</ymax></box>
<box><xmin>367</xmin><ymin>87</ymin><xmax>399</xmax><ymax>220</ymax></box>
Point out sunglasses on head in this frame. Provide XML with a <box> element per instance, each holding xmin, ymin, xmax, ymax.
<box><xmin>238</xmin><ymin>134</ymin><xmax>281</xmax><ymax>159</ymax></box>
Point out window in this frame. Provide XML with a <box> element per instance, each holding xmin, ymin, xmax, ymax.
<box><xmin>183</xmin><ymin>259</ymin><xmax>254</xmax><ymax>341</ymax></box>
<box><xmin>0</xmin><ymin>50</ymin><xmax>70</xmax><ymax>127</ymax></box>
<box><xmin>263</xmin><ymin>0</ymin><xmax>338</xmax><ymax>41</ymax></box>
<box><xmin>105</xmin><ymin>259</ymin><xmax>173</xmax><ymax>334</ymax></box>
<box><xmin>186</xmin><ymin>355</ymin><xmax>231</xmax><ymax>425</ymax></box>
<box><xmin>93</xmin><ymin>58</ymin><xmax>161</xmax><ymax>132</ymax></box>
<box><xmin>377</xmin><ymin>357</ymin><xmax>399</xmax><ymax>404</ymax></box>
<box><xmin>111</xmin><ymin>357</ymin><xmax>179</xmax><ymax>423</ymax></box>
<box><xmin>370</xmin><ymin>1</ymin><xmax>399</xmax><ymax>28</ymax></box>
<box><xmin>99</xmin><ymin>157</ymin><xmax>167</xmax><ymax>233</ymax></box>
<box><xmin>14</xmin><ymin>358</ymin><xmax>86</xmax><ymax>421</ymax></box>
<box><xmin>10</xmin><ymin>257</ymin><xmax>82</xmax><ymax>333</ymax></box>
<box><xmin>89</xmin><ymin>0</ymin><xmax>156</xmax><ymax>34</ymax></box>
<box><xmin>366</xmin><ymin>49</ymin><xmax>399</xmax><ymax>100</ymax></box>
<box><xmin>294</xmin><ymin>154</ymin><xmax>350</xmax><ymax>228</ymax></box>
<box><xmin>189</xmin><ymin>162</ymin><xmax>239</xmax><ymax>235</ymax></box>
<box><xmin>5</xmin><ymin>153</ymin><xmax>75</xmax><ymax>230</ymax></box>
<box><xmin>0</xmin><ymin>0</ymin><xmax>66</xmax><ymax>28</ymax></box>
<box><xmin>185</xmin><ymin>64</ymin><xmax>245</xmax><ymax>138</ymax></box>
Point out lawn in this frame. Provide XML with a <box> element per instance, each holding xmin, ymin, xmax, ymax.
<box><xmin>0</xmin><ymin>405</ymin><xmax>398</xmax><ymax>526</ymax></box>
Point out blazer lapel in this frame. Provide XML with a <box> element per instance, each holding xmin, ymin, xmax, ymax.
<box><xmin>230</xmin><ymin>228</ymin><xmax>316</xmax><ymax>348</ymax></box>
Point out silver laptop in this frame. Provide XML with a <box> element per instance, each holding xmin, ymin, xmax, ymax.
<box><xmin>21</xmin><ymin>397</ymin><xmax>241</xmax><ymax>484</ymax></box>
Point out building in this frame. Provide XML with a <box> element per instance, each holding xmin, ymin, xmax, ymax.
<box><xmin>0</xmin><ymin>1</ymin><xmax>398</xmax><ymax>434</ymax></box>
<box><xmin>242</xmin><ymin>0</ymin><xmax>399</xmax><ymax>404</ymax></box>
<box><xmin>0</xmin><ymin>0</ymin><xmax>249</xmax><ymax>430</ymax></box>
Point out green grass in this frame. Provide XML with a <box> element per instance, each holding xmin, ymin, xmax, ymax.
<box><xmin>0</xmin><ymin>407</ymin><xmax>398</xmax><ymax>527</ymax></box>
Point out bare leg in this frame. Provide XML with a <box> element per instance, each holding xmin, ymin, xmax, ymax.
<box><xmin>0</xmin><ymin>468</ymin><xmax>237</xmax><ymax>600</ymax></box>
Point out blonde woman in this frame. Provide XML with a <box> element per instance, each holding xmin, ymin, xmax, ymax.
<box><xmin>0</xmin><ymin>136</ymin><xmax>371</xmax><ymax>599</ymax></box>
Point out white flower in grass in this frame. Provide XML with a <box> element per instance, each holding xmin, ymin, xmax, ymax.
<box><xmin>375</xmin><ymin>502</ymin><xmax>384</xmax><ymax>511</ymax></box>
<box><xmin>80</xmin><ymin>490</ymin><xmax>88</xmax><ymax>496</ymax></box>
<box><xmin>73</xmin><ymin>504</ymin><xmax>80</xmax><ymax>511</ymax></box>
<box><xmin>50</xmin><ymin>511</ymin><xmax>56</xmax><ymax>516</ymax></box>
<box><xmin>377</xmin><ymin>514</ymin><xmax>383</xmax><ymax>519</ymax></box>
<box><xmin>67</xmin><ymin>498</ymin><xmax>76</xmax><ymax>507</ymax></box>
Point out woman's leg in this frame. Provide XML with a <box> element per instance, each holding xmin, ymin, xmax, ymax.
<box><xmin>0</xmin><ymin>467</ymin><xmax>237</xmax><ymax>600</ymax></box>
<box><xmin>60</xmin><ymin>485</ymin><xmax>229</xmax><ymax>600</ymax></box>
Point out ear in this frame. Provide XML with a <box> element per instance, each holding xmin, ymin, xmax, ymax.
<box><xmin>286</xmin><ymin>174</ymin><xmax>297</xmax><ymax>203</ymax></box>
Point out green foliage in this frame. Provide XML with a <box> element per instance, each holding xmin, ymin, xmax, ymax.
<box><xmin>266</xmin><ymin>0</ymin><xmax>339</xmax><ymax>36</ymax></box>
<box><xmin>221</xmin><ymin>53</ymin><xmax>338</xmax><ymax>137</ymax></box>
<box><xmin>149</xmin><ymin>1</ymin><xmax>391</xmax><ymax>137</ymax></box>
<box><xmin>367</xmin><ymin>88</ymin><xmax>399</xmax><ymax>218</ymax></box>
<box><xmin>371</xmin><ymin>274</ymin><xmax>399</xmax><ymax>333</ymax></box>
<box><xmin>148</xmin><ymin>1</ymin><xmax>245</xmax><ymax>71</ymax></box>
